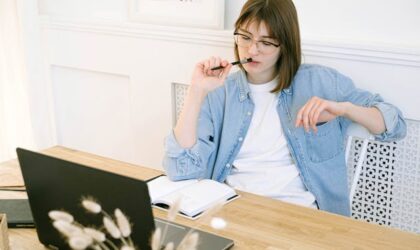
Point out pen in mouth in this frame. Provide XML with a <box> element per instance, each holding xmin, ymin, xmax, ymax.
<box><xmin>211</xmin><ymin>58</ymin><xmax>253</xmax><ymax>71</ymax></box>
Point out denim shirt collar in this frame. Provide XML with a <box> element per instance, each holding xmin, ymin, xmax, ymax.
<box><xmin>237</xmin><ymin>70</ymin><xmax>251</xmax><ymax>102</ymax></box>
<box><xmin>236</xmin><ymin>70</ymin><xmax>293</xmax><ymax>101</ymax></box>
<box><xmin>281</xmin><ymin>75</ymin><xmax>294</xmax><ymax>96</ymax></box>
<box><xmin>283</xmin><ymin>85</ymin><xmax>293</xmax><ymax>95</ymax></box>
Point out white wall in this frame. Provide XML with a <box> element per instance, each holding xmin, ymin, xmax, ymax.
<box><xmin>294</xmin><ymin>0</ymin><xmax>420</xmax><ymax>48</ymax></box>
<box><xmin>38</xmin><ymin>0</ymin><xmax>128</xmax><ymax>21</ymax></box>
<box><xmin>39</xmin><ymin>0</ymin><xmax>420</xmax><ymax>47</ymax></box>
<box><xmin>39</xmin><ymin>19</ymin><xmax>233</xmax><ymax>168</ymax></box>
<box><xmin>33</xmin><ymin>0</ymin><xmax>420</xmax><ymax>169</ymax></box>
<box><xmin>18</xmin><ymin>0</ymin><xmax>56</xmax><ymax>150</ymax></box>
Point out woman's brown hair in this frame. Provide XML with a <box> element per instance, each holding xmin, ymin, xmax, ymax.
<box><xmin>234</xmin><ymin>0</ymin><xmax>301</xmax><ymax>93</ymax></box>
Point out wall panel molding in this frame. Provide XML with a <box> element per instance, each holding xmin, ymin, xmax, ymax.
<box><xmin>302</xmin><ymin>41</ymin><xmax>420</xmax><ymax>68</ymax></box>
<box><xmin>40</xmin><ymin>16</ymin><xmax>420</xmax><ymax>68</ymax></box>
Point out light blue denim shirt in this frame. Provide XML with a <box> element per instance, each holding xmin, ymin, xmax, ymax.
<box><xmin>163</xmin><ymin>64</ymin><xmax>406</xmax><ymax>216</ymax></box>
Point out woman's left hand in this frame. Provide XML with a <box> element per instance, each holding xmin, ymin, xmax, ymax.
<box><xmin>295</xmin><ymin>96</ymin><xmax>347</xmax><ymax>133</ymax></box>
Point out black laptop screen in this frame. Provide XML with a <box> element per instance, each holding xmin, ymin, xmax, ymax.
<box><xmin>17</xmin><ymin>148</ymin><xmax>155</xmax><ymax>250</ymax></box>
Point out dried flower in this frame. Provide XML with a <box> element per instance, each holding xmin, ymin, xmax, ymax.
<box><xmin>115</xmin><ymin>208</ymin><xmax>131</xmax><ymax>237</ymax></box>
<box><xmin>53</xmin><ymin>220</ymin><xmax>83</xmax><ymax>237</ymax></box>
<box><xmin>177</xmin><ymin>232</ymin><xmax>199</xmax><ymax>250</ymax></box>
<box><xmin>50</xmin><ymin>197</ymin><xmax>137</xmax><ymax>250</ymax></box>
<box><xmin>210</xmin><ymin>217</ymin><xmax>226</xmax><ymax>230</ymax></box>
<box><xmin>83</xmin><ymin>228</ymin><xmax>106</xmax><ymax>242</ymax></box>
<box><xmin>82</xmin><ymin>199</ymin><xmax>102</xmax><ymax>214</ymax></box>
<box><xmin>167</xmin><ymin>197</ymin><xmax>182</xmax><ymax>221</ymax></box>
<box><xmin>48</xmin><ymin>210</ymin><xmax>74</xmax><ymax>223</ymax></box>
<box><xmin>163</xmin><ymin>242</ymin><xmax>174</xmax><ymax>250</ymax></box>
<box><xmin>68</xmin><ymin>234</ymin><xmax>93</xmax><ymax>250</ymax></box>
<box><xmin>151</xmin><ymin>227</ymin><xmax>161</xmax><ymax>250</ymax></box>
<box><xmin>49</xmin><ymin>194</ymin><xmax>227</xmax><ymax>250</ymax></box>
<box><xmin>103</xmin><ymin>216</ymin><xmax>121</xmax><ymax>239</ymax></box>
<box><xmin>121</xmin><ymin>246</ymin><xmax>135</xmax><ymax>250</ymax></box>
<box><xmin>92</xmin><ymin>245</ymin><xmax>102</xmax><ymax>250</ymax></box>
<box><xmin>159</xmin><ymin>196</ymin><xmax>182</xmax><ymax>247</ymax></box>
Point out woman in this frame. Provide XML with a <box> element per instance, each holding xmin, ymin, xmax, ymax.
<box><xmin>163</xmin><ymin>0</ymin><xmax>406</xmax><ymax>216</ymax></box>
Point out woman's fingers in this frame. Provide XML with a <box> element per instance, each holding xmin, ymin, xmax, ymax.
<box><xmin>303</xmin><ymin>101</ymin><xmax>317</xmax><ymax>132</ymax></box>
<box><xmin>296</xmin><ymin>97</ymin><xmax>341</xmax><ymax>133</ymax></box>
<box><xmin>214</xmin><ymin>57</ymin><xmax>221</xmax><ymax>70</ymax></box>
<box><xmin>208</xmin><ymin>56</ymin><xmax>216</xmax><ymax>75</ymax></box>
<box><xmin>205</xmin><ymin>57</ymin><xmax>225</xmax><ymax>76</ymax></box>
<box><xmin>296</xmin><ymin>102</ymin><xmax>309</xmax><ymax>131</ymax></box>
<box><xmin>296</xmin><ymin>97</ymin><xmax>325</xmax><ymax>133</ymax></box>
<box><xmin>221</xmin><ymin>60</ymin><xmax>229</xmax><ymax>68</ymax></box>
<box><xmin>296</xmin><ymin>99</ymin><xmax>312</xmax><ymax>131</ymax></box>
<box><xmin>191</xmin><ymin>57</ymin><xmax>232</xmax><ymax>93</ymax></box>
<box><xmin>312</xmin><ymin>101</ymin><xmax>328</xmax><ymax>130</ymax></box>
<box><xmin>295</xmin><ymin>106</ymin><xmax>304</xmax><ymax>127</ymax></box>
<box><xmin>310</xmin><ymin>99</ymin><xmax>324</xmax><ymax>132</ymax></box>
<box><xmin>213</xmin><ymin>57</ymin><xmax>225</xmax><ymax>76</ymax></box>
<box><xmin>219</xmin><ymin>62</ymin><xmax>233</xmax><ymax>80</ymax></box>
<box><xmin>203</xmin><ymin>60</ymin><xmax>210</xmax><ymax>74</ymax></box>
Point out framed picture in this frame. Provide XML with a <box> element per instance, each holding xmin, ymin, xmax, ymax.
<box><xmin>128</xmin><ymin>0</ymin><xmax>225</xmax><ymax>29</ymax></box>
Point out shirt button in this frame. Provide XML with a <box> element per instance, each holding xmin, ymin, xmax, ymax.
<box><xmin>238</xmin><ymin>137</ymin><xmax>243</xmax><ymax>141</ymax></box>
<box><xmin>247</xmin><ymin>111</ymin><xmax>252</xmax><ymax>116</ymax></box>
<box><xmin>225</xmin><ymin>163</ymin><xmax>230</xmax><ymax>168</ymax></box>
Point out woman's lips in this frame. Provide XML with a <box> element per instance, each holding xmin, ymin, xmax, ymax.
<box><xmin>247</xmin><ymin>61</ymin><xmax>260</xmax><ymax>67</ymax></box>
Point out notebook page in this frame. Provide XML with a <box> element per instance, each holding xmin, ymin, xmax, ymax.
<box><xmin>147</xmin><ymin>176</ymin><xmax>198</xmax><ymax>203</ymax></box>
<box><xmin>173</xmin><ymin>179</ymin><xmax>236</xmax><ymax>217</ymax></box>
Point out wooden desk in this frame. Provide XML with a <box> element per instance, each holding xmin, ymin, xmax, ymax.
<box><xmin>1</xmin><ymin>146</ymin><xmax>419</xmax><ymax>249</ymax></box>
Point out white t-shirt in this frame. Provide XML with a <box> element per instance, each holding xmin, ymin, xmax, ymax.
<box><xmin>225</xmin><ymin>78</ymin><xmax>317</xmax><ymax>208</ymax></box>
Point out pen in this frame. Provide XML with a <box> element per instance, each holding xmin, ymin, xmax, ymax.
<box><xmin>211</xmin><ymin>58</ymin><xmax>253</xmax><ymax>70</ymax></box>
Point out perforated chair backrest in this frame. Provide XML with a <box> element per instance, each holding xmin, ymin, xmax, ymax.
<box><xmin>172</xmin><ymin>82</ymin><xmax>189</xmax><ymax>127</ymax></box>
<box><xmin>346</xmin><ymin>119</ymin><xmax>420</xmax><ymax>233</ymax></box>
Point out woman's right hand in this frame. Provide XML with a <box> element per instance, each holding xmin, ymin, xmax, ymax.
<box><xmin>174</xmin><ymin>57</ymin><xmax>232</xmax><ymax>148</ymax></box>
<box><xmin>190</xmin><ymin>57</ymin><xmax>233</xmax><ymax>95</ymax></box>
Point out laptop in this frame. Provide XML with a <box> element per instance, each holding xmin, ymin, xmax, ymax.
<box><xmin>16</xmin><ymin>148</ymin><xmax>234</xmax><ymax>250</ymax></box>
<box><xmin>0</xmin><ymin>199</ymin><xmax>34</xmax><ymax>228</ymax></box>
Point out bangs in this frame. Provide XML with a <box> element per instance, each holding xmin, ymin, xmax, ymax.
<box><xmin>235</xmin><ymin>5</ymin><xmax>279</xmax><ymax>41</ymax></box>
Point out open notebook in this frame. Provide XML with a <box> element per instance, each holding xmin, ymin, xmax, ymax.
<box><xmin>147</xmin><ymin>176</ymin><xmax>239</xmax><ymax>219</ymax></box>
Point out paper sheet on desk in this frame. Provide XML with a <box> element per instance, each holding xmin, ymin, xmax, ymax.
<box><xmin>147</xmin><ymin>176</ymin><xmax>197</xmax><ymax>202</ymax></box>
<box><xmin>0</xmin><ymin>160</ymin><xmax>25</xmax><ymax>187</ymax></box>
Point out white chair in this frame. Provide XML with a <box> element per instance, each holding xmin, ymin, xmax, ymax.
<box><xmin>345</xmin><ymin>123</ymin><xmax>374</xmax><ymax>205</ymax></box>
<box><xmin>171</xmin><ymin>82</ymin><xmax>189</xmax><ymax>127</ymax></box>
<box><xmin>346</xmin><ymin>119</ymin><xmax>420</xmax><ymax>233</ymax></box>
<box><xmin>172</xmin><ymin>82</ymin><xmax>420</xmax><ymax>233</ymax></box>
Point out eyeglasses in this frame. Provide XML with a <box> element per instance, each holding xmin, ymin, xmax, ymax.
<box><xmin>234</xmin><ymin>32</ymin><xmax>280</xmax><ymax>54</ymax></box>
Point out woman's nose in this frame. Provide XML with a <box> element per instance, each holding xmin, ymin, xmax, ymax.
<box><xmin>247</xmin><ymin>42</ymin><xmax>259</xmax><ymax>55</ymax></box>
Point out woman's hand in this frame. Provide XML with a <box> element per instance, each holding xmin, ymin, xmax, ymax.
<box><xmin>173</xmin><ymin>57</ymin><xmax>232</xmax><ymax>148</ymax></box>
<box><xmin>295</xmin><ymin>96</ymin><xmax>348</xmax><ymax>133</ymax></box>
<box><xmin>190</xmin><ymin>57</ymin><xmax>233</xmax><ymax>95</ymax></box>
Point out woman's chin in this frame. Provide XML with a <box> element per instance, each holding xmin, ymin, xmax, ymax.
<box><xmin>244</xmin><ymin>65</ymin><xmax>263</xmax><ymax>75</ymax></box>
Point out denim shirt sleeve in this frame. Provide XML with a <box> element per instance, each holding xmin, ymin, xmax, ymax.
<box><xmin>335</xmin><ymin>71</ymin><xmax>407</xmax><ymax>142</ymax></box>
<box><xmin>163</xmin><ymin>96</ymin><xmax>216</xmax><ymax>181</ymax></box>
